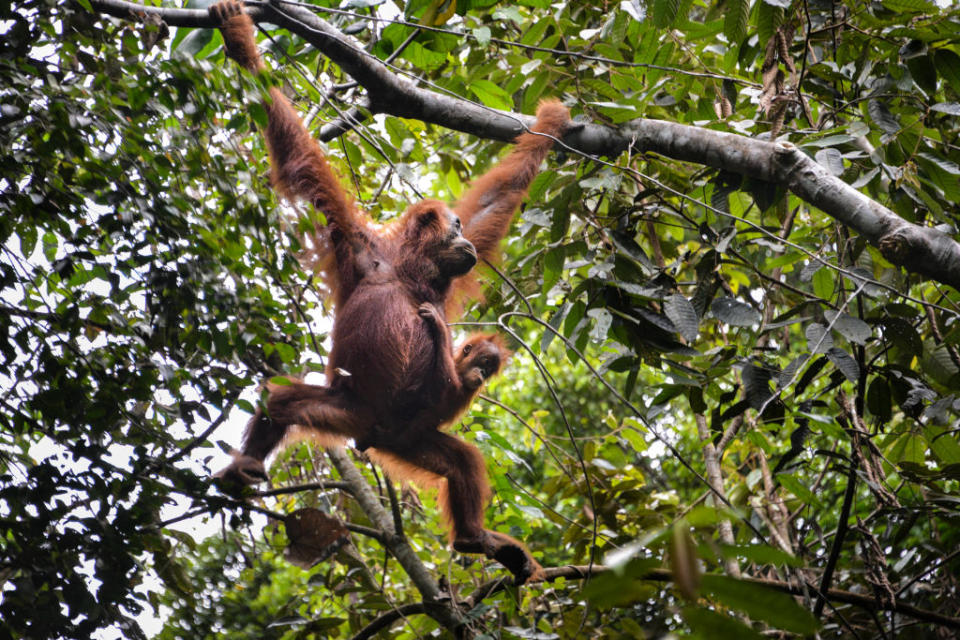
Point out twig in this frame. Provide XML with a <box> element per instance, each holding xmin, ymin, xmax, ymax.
<box><xmin>255</xmin><ymin>480</ymin><xmax>352</xmax><ymax>497</ymax></box>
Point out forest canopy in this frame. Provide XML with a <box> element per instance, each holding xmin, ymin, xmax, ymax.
<box><xmin>1</xmin><ymin>0</ymin><xmax>960</xmax><ymax>638</ymax></box>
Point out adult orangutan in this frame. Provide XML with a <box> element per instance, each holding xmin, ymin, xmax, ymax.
<box><xmin>210</xmin><ymin>0</ymin><xmax>570</xmax><ymax>584</ymax></box>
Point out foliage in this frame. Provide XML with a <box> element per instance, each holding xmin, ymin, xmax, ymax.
<box><xmin>2</xmin><ymin>0</ymin><xmax>960</xmax><ymax>638</ymax></box>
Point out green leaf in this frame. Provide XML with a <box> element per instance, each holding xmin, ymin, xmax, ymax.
<box><xmin>907</xmin><ymin>54</ymin><xmax>937</xmax><ymax>95</ymax></box>
<box><xmin>815</xmin><ymin>148</ymin><xmax>845</xmax><ymax>176</ymax></box>
<box><xmin>926</xmin><ymin>425</ymin><xmax>960</xmax><ymax>465</ymax></box>
<box><xmin>812</xmin><ymin>267</ymin><xmax>834</xmax><ymax>300</ymax></box>
<box><xmin>528</xmin><ymin>170</ymin><xmax>555</xmax><ymax>203</ymax></box>
<box><xmin>779</xmin><ymin>474</ymin><xmax>821</xmax><ymax>508</ymax></box>
<box><xmin>249</xmin><ymin>101</ymin><xmax>268</xmax><ymax>129</ymax></box>
<box><xmin>445</xmin><ymin>166</ymin><xmax>463</xmax><ymax>198</ymax></box>
<box><xmin>42</xmin><ymin>231</ymin><xmax>58</xmax><ymax>262</ymax></box>
<box><xmin>521</xmin><ymin>16</ymin><xmax>551</xmax><ymax>45</ymax></box>
<box><xmin>824</xmin><ymin>311</ymin><xmax>872</xmax><ymax>345</ymax></box>
<box><xmin>868</xmin><ymin>100</ymin><xmax>900</xmax><ymax>134</ymax></box>
<box><xmin>586</xmin><ymin>101</ymin><xmax>639</xmax><ymax>123</ymax></box>
<box><xmin>492</xmin><ymin>6</ymin><xmax>524</xmax><ymax>24</ymax></box>
<box><xmin>587</xmin><ymin>308</ymin><xmax>613</xmax><ymax>342</ymax></box>
<box><xmin>470</xmin><ymin>79</ymin><xmax>514</xmax><ymax>110</ymax></box>
<box><xmin>916</xmin><ymin>153</ymin><xmax>960</xmax><ymax>204</ymax></box>
<box><xmin>664</xmin><ymin>293</ymin><xmax>699</xmax><ymax>341</ymax></box>
<box><xmin>931</xmin><ymin>102</ymin><xmax>960</xmax><ymax>116</ymax></box>
<box><xmin>722</xmin><ymin>544</ymin><xmax>802</xmax><ymax>567</ymax></box>
<box><xmin>711</xmin><ymin>297</ymin><xmax>760</xmax><ymax>326</ymax></box>
<box><xmin>866</xmin><ymin>377</ymin><xmax>892</xmax><ymax>423</ymax></box>
<box><xmin>652</xmin><ymin>0</ymin><xmax>681</xmax><ymax>28</ymax></box>
<box><xmin>805</xmin><ymin>323</ymin><xmax>833</xmax><ymax>353</ymax></box>
<box><xmin>542</xmin><ymin>244</ymin><xmax>564</xmax><ymax>295</ymax></box>
<box><xmin>881</xmin><ymin>0</ymin><xmax>936</xmax><ymax>11</ymax></box>
<box><xmin>723</xmin><ymin>0</ymin><xmax>750</xmax><ymax>45</ymax></box>
<box><xmin>890</xmin><ymin>432</ymin><xmax>927</xmax><ymax>465</ymax></box>
<box><xmin>670</xmin><ymin>524</ymin><xmax>700</xmax><ymax>600</ymax></box>
<box><xmin>582</xmin><ymin>558</ymin><xmax>662</xmax><ymax>608</ymax></box>
<box><xmin>879</xmin><ymin>317</ymin><xmax>923</xmax><ymax>357</ymax></box>
<box><xmin>922</xmin><ymin>343</ymin><xmax>960</xmax><ymax>385</ymax></box>
<box><xmin>177</xmin><ymin>28</ymin><xmax>215</xmax><ymax>57</ymax></box>
<box><xmin>826</xmin><ymin>347</ymin><xmax>860</xmax><ymax>382</ymax></box>
<box><xmin>683</xmin><ymin>606</ymin><xmax>765</xmax><ymax>640</ymax></box>
<box><xmin>917</xmin><ymin>152</ymin><xmax>960</xmax><ymax>175</ymax></box>
<box><xmin>701</xmin><ymin>575</ymin><xmax>820</xmax><ymax>634</ymax></box>
<box><xmin>19</xmin><ymin>225</ymin><xmax>37</xmax><ymax>257</ymax></box>
<box><xmin>341</xmin><ymin>139</ymin><xmax>362</xmax><ymax>171</ymax></box>
<box><xmin>472</xmin><ymin>26</ymin><xmax>491</xmax><ymax>46</ymax></box>
<box><xmin>756</xmin><ymin>2</ymin><xmax>784</xmax><ymax>46</ymax></box>
<box><xmin>401</xmin><ymin>42</ymin><xmax>447</xmax><ymax>72</ymax></box>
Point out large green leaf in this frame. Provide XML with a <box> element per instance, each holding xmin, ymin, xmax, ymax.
<box><xmin>701</xmin><ymin>575</ymin><xmax>820</xmax><ymax>634</ymax></box>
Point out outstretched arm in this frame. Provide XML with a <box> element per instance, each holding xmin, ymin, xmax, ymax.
<box><xmin>210</xmin><ymin>0</ymin><xmax>368</xmax><ymax>249</ymax></box>
<box><xmin>453</xmin><ymin>100</ymin><xmax>571</xmax><ymax>265</ymax></box>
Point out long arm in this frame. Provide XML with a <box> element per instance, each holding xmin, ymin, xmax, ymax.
<box><xmin>211</xmin><ymin>0</ymin><xmax>369</xmax><ymax>251</ymax></box>
<box><xmin>453</xmin><ymin>100</ymin><xmax>571</xmax><ymax>264</ymax></box>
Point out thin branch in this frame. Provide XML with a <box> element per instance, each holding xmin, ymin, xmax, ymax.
<box><xmin>384</xmin><ymin>476</ymin><xmax>406</xmax><ymax>539</ymax></box>
<box><xmin>349</xmin><ymin>602</ymin><xmax>434</xmax><ymax>640</ymax></box>
<box><xmin>814</xmin><ymin>456</ymin><xmax>857</xmax><ymax>618</ymax></box>
<box><xmin>160</xmin><ymin>389</ymin><xmax>241</xmax><ymax>467</ymax></box>
<box><xmin>255</xmin><ymin>480</ymin><xmax>352</xmax><ymax>497</ymax></box>
<box><xmin>344</xmin><ymin>522</ymin><xmax>386</xmax><ymax>543</ymax></box>
<box><xmin>896</xmin><ymin>548</ymin><xmax>960</xmax><ymax>597</ymax></box>
<box><xmin>277</xmin><ymin>0</ymin><xmax>757</xmax><ymax>85</ymax></box>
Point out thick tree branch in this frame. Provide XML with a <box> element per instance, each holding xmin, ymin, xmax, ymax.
<box><xmin>87</xmin><ymin>0</ymin><xmax>960</xmax><ymax>291</ymax></box>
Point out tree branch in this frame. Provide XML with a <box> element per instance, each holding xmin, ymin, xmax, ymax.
<box><xmin>324</xmin><ymin>447</ymin><xmax>466</xmax><ymax>632</ymax></box>
<box><xmin>349</xmin><ymin>603</ymin><xmax>433</xmax><ymax>640</ymax></box>
<box><xmin>86</xmin><ymin>0</ymin><xmax>960</xmax><ymax>291</ymax></box>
